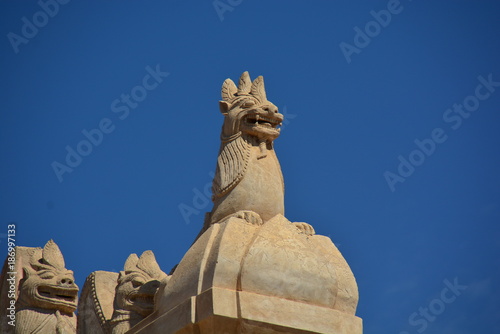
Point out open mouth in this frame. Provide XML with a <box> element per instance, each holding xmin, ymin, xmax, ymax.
<box><xmin>130</xmin><ymin>293</ymin><xmax>155</xmax><ymax>308</ymax></box>
<box><xmin>37</xmin><ymin>285</ymin><xmax>78</xmax><ymax>306</ymax></box>
<box><xmin>245</xmin><ymin>114</ymin><xmax>282</xmax><ymax>129</ymax></box>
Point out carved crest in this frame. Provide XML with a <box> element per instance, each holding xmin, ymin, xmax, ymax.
<box><xmin>212</xmin><ymin>71</ymin><xmax>282</xmax><ymax>200</ymax></box>
<box><xmin>40</xmin><ymin>239</ymin><xmax>66</xmax><ymax>270</ymax></box>
<box><xmin>110</xmin><ymin>251</ymin><xmax>167</xmax><ymax>334</ymax></box>
<box><xmin>8</xmin><ymin>240</ymin><xmax>79</xmax><ymax>334</ymax></box>
<box><xmin>221</xmin><ymin>71</ymin><xmax>268</xmax><ymax>104</ymax></box>
<box><xmin>122</xmin><ymin>251</ymin><xmax>164</xmax><ymax>279</ymax></box>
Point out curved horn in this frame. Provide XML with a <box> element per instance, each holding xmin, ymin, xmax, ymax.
<box><xmin>137</xmin><ymin>250</ymin><xmax>165</xmax><ymax>278</ymax></box>
<box><xmin>123</xmin><ymin>253</ymin><xmax>139</xmax><ymax>273</ymax></box>
<box><xmin>251</xmin><ymin>75</ymin><xmax>267</xmax><ymax>103</ymax></box>
<box><xmin>221</xmin><ymin>78</ymin><xmax>237</xmax><ymax>102</ymax></box>
<box><xmin>237</xmin><ymin>71</ymin><xmax>252</xmax><ymax>95</ymax></box>
<box><xmin>42</xmin><ymin>239</ymin><xmax>65</xmax><ymax>270</ymax></box>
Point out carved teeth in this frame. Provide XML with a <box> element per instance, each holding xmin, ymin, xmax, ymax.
<box><xmin>37</xmin><ymin>285</ymin><xmax>78</xmax><ymax>306</ymax></box>
<box><xmin>131</xmin><ymin>293</ymin><xmax>155</xmax><ymax>305</ymax></box>
<box><xmin>246</xmin><ymin>114</ymin><xmax>281</xmax><ymax>129</ymax></box>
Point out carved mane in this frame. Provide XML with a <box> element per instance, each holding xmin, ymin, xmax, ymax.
<box><xmin>109</xmin><ymin>251</ymin><xmax>167</xmax><ymax>334</ymax></box>
<box><xmin>13</xmin><ymin>240</ymin><xmax>78</xmax><ymax>334</ymax></box>
<box><xmin>212</xmin><ymin>135</ymin><xmax>250</xmax><ymax>199</ymax></box>
<box><xmin>212</xmin><ymin>71</ymin><xmax>274</xmax><ymax>199</ymax></box>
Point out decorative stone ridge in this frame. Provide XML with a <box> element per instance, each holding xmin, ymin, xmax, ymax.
<box><xmin>77</xmin><ymin>250</ymin><xmax>168</xmax><ymax>334</ymax></box>
<box><xmin>0</xmin><ymin>240</ymin><xmax>78</xmax><ymax>334</ymax></box>
<box><xmin>77</xmin><ymin>271</ymin><xmax>118</xmax><ymax>334</ymax></box>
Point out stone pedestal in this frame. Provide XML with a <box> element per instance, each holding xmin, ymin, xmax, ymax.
<box><xmin>129</xmin><ymin>214</ymin><xmax>362</xmax><ymax>334</ymax></box>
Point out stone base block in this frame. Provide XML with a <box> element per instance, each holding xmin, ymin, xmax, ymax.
<box><xmin>129</xmin><ymin>214</ymin><xmax>362</xmax><ymax>334</ymax></box>
<box><xmin>130</xmin><ymin>287</ymin><xmax>362</xmax><ymax>334</ymax></box>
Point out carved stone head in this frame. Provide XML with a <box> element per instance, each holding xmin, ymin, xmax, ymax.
<box><xmin>219</xmin><ymin>71</ymin><xmax>283</xmax><ymax>142</ymax></box>
<box><xmin>17</xmin><ymin>240</ymin><xmax>79</xmax><ymax>315</ymax></box>
<box><xmin>113</xmin><ymin>251</ymin><xmax>167</xmax><ymax>318</ymax></box>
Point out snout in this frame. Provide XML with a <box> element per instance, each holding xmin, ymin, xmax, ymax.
<box><xmin>58</xmin><ymin>275</ymin><xmax>77</xmax><ymax>289</ymax></box>
<box><xmin>261</xmin><ymin>104</ymin><xmax>279</xmax><ymax>114</ymax></box>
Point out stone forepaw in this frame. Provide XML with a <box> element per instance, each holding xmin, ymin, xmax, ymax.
<box><xmin>232</xmin><ymin>210</ymin><xmax>264</xmax><ymax>226</ymax></box>
<box><xmin>292</xmin><ymin>222</ymin><xmax>315</xmax><ymax>236</ymax></box>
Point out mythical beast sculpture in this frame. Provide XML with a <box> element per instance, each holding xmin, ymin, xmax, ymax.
<box><xmin>128</xmin><ymin>72</ymin><xmax>362</xmax><ymax>334</ymax></box>
<box><xmin>0</xmin><ymin>240</ymin><xmax>79</xmax><ymax>334</ymax></box>
<box><xmin>109</xmin><ymin>251</ymin><xmax>168</xmax><ymax>334</ymax></box>
<box><xmin>77</xmin><ymin>250</ymin><xmax>168</xmax><ymax>334</ymax></box>
<box><xmin>201</xmin><ymin>71</ymin><xmax>314</xmax><ymax>235</ymax></box>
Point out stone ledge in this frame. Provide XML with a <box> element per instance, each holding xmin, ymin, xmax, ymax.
<box><xmin>130</xmin><ymin>287</ymin><xmax>362</xmax><ymax>334</ymax></box>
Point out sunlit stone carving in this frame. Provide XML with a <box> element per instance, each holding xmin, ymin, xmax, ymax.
<box><xmin>199</xmin><ymin>71</ymin><xmax>313</xmax><ymax>237</ymax></box>
<box><xmin>0</xmin><ymin>240</ymin><xmax>78</xmax><ymax>334</ymax></box>
<box><xmin>14</xmin><ymin>72</ymin><xmax>362</xmax><ymax>334</ymax></box>
<box><xmin>110</xmin><ymin>251</ymin><xmax>168</xmax><ymax>334</ymax></box>
<box><xmin>77</xmin><ymin>250</ymin><xmax>167</xmax><ymax>334</ymax></box>
<box><xmin>129</xmin><ymin>72</ymin><xmax>363</xmax><ymax>334</ymax></box>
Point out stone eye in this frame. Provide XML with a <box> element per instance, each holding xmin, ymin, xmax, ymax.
<box><xmin>39</xmin><ymin>271</ymin><xmax>55</xmax><ymax>279</ymax></box>
<box><xmin>132</xmin><ymin>279</ymin><xmax>145</xmax><ymax>288</ymax></box>
<box><xmin>242</xmin><ymin>100</ymin><xmax>256</xmax><ymax>108</ymax></box>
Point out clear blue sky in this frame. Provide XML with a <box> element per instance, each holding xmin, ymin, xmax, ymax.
<box><xmin>1</xmin><ymin>1</ymin><xmax>499</xmax><ymax>333</ymax></box>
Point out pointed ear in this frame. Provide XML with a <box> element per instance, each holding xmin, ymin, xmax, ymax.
<box><xmin>219</xmin><ymin>101</ymin><xmax>230</xmax><ymax>115</ymax></box>
<box><xmin>137</xmin><ymin>250</ymin><xmax>164</xmax><ymax>278</ymax></box>
<box><xmin>42</xmin><ymin>240</ymin><xmax>65</xmax><ymax>270</ymax></box>
<box><xmin>221</xmin><ymin>78</ymin><xmax>237</xmax><ymax>102</ymax></box>
<box><xmin>123</xmin><ymin>253</ymin><xmax>139</xmax><ymax>273</ymax></box>
<box><xmin>237</xmin><ymin>71</ymin><xmax>252</xmax><ymax>94</ymax></box>
<box><xmin>251</xmin><ymin>76</ymin><xmax>266</xmax><ymax>103</ymax></box>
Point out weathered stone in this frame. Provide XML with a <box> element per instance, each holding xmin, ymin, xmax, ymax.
<box><xmin>77</xmin><ymin>250</ymin><xmax>168</xmax><ymax>334</ymax></box>
<box><xmin>130</xmin><ymin>215</ymin><xmax>361</xmax><ymax>334</ymax></box>
<box><xmin>24</xmin><ymin>71</ymin><xmax>362</xmax><ymax>334</ymax></box>
<box><xmin>128</xmin><ymin>72</ymin><xmax>362</xmax><ymax>333</ymax></box>
<box><xmin>77</xmin><ymin>271</ymin><xmax>118</xmax><ymax>334</ymax></box>
<box><xmin>201</xmin><ymin>72</ymin><xmax>286</xmax><ymax>231</ymax></box>
<box><xmin>0</xmin><ymin>240</ymin><xmax>78</xmax><ymax>334</ymax></box>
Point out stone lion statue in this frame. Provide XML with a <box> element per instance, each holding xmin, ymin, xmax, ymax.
<box><xmin>199</xmin><ymin>71</ymin><xmax>314</xmax><ymax>237</ymax></box>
